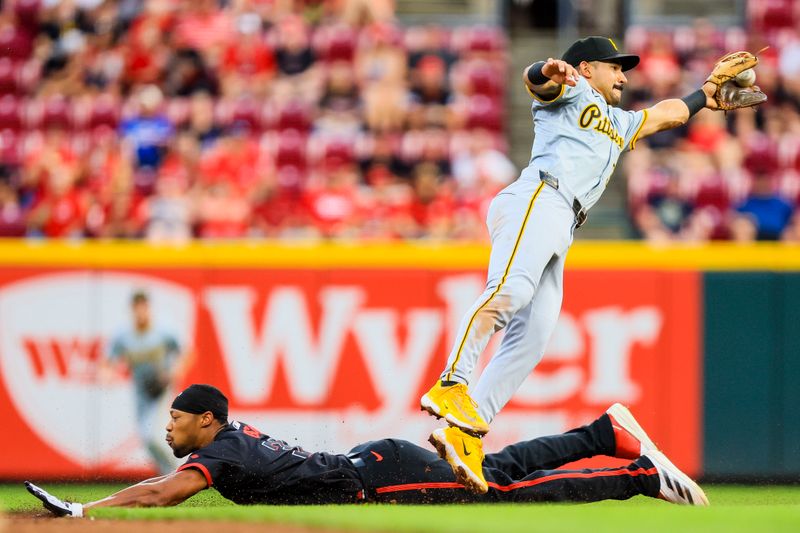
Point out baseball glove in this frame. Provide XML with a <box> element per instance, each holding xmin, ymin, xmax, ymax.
<box><xmin>706</xmin><ymin>51</ymin><xmax>767</xmax><ymax>110</ymax></box>
<box><xmin>142</xmin><ymin>372</ymin><xmax>170</xmax><ymax>399</ymax></box>
<box><xmin>716</xmin><ymin>80</ymin><xmax>767</xmax><ymax>111</ymax></box>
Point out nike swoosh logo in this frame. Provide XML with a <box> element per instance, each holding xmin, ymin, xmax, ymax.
<box><xmin>371</xmin><ymin>450</ymin><xmax>384</xmax><ymax>462</ymax></box>
<box><xmin>462</xmin><ymin>442</ymin><xmax>472</xmax><ymax>456</ymax></box>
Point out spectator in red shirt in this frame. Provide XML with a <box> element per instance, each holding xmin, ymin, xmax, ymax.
<box><xmin>637</xmin><ymin>32</ymin><xmax>681</xmax><ymax>99</ymax></box>
<box><xmin>359</xmin><ymin>165</ymin><xmax>416</xmax><ymax>239</ymax></box>
<box><xmin>250</xmin><ymin>180</ymin><xmax>306</xmax><ymax>238</ymax></box>
<box><xmin>198</xmin><ymin>122</ymin><xmax>271</xmax><ymax>197</ymax></box>
<box><xmin>407</xmin><ymin>161</ymin><xmax>453</xmax><ymax>239</ymax></box>
<box><xmin>123</xmin><ymin>10</ymin><xmax>172</xmax><ymax>86</ymax></box>
<box><xmin>20</xmin><ymin>129</ymin><xmax>79</xmax><ymax>209</ymax></box>
<box><xmin>195</xmin><ymin>180</ymin><xmax>252</xmax><ymax>239</ymax></box>
<box><xmin>27</xmin><ymin>163</ymin><xmax>86</xmax><ymax>238</ymax></box>
<box><xmin>159</xmin><ymin>132</ymin><xmax>202</xmax><ymax>189</ymax></box>
<box><xmin>173</xmin><ymin>0</ymin><xmax>235</xmax><ymax>54</ymax></box>
<box><xmin>303</xmin><ymin>161</ymin><xmax>365</xmax><ymax>239</ymax></box>
<box><xmin>220</xmin><ymin>14</ymin><xmax>276</xmax><ymax>97</ymax></box>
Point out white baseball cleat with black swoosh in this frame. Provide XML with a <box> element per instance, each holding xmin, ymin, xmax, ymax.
<box><xmin>644</xmin><ymin>450</ymin><xmax>710</xmax><ymax>506</ymax></box>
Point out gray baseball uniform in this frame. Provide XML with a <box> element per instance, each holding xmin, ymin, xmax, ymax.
<box><xmin>440</xmin><ymin>75</ymin><xmax>647</xmax><ymax>422</ymax></box>
<box><xmin>110</xmin><ymin>327</ymin><xmax>180</xmax><ymax>473</ymax></box>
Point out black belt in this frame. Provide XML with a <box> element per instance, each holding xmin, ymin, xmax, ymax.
<box><xmin>539</xmin><ymin>170</ymin><xmax>588</xmax><ymax>228</ymax></box>
<box><xmin>345</xmin><ymin>455</ymin><xmax>368</xmax><ymax>501</ymax></box>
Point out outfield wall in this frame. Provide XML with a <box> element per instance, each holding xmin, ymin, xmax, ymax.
<box><xmin>0</xmin><ymin>240</ymin><xmax>797</xmax><ymax>481</ymax></box>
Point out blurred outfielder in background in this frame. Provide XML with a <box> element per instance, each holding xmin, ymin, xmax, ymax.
<box><xmin>107</xmin><ymin>289</ymin><xmax>186</xmax><ymax>475</ymax></box>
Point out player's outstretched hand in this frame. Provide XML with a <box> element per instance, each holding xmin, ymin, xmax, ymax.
<box><xmin>541</xmin><ymin>58</ymin><xmax>579</xmax><ymax>87</ymax></box>
<box><xmin>24</xmin><ymin>481</ymin><xmax>84</xmax><ymax>518</ymax></box>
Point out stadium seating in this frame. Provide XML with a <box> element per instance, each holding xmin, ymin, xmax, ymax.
<box><xmin>624</xmin><ymin>22</ymin><xmax>800</xmax><ymax>241</ymax></box>
<box><xmin>0</xmin><ymin>0</ymin><xmax>511</xmax><ymax>240</ymax></box>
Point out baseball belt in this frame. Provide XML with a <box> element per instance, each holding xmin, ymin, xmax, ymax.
<box><xmin>349</xmin><ymin>456</ymin><xmax>366</xmax><ymax>468</ymax></box>
<box><xmin>344</xmin><ymin>455</ymin><xmax>369</xmax><ymax>501</ymax></box>
<box><xmin>539</xmin><ymin>170</ymin><xmax>588</xmax><ymax>228</ymax></box>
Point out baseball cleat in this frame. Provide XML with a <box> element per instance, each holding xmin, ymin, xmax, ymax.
<box><xmin>606</xmin><ymin>403</ymin><xmax>658</xmax><ymax>459</ymax></box>
<box><xmin>429</xmin><ymin>426</ymin><xmax>488</xmax><ymax>494</ymax></box>
<box><xmin>421</xmin><ymin>382</ymin><xmax>490</xmax><ymax>435</ymax></box>
<box><xmin>644</xmin><ymin>450</ymin><xmax>709</xmax><ymax>506</ymax></box>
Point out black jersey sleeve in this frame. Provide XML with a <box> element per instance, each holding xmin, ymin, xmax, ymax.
<box><xmin>176</xmin><ymin>438</ymin><xmax>242</xmax><ymax>487</ymax></box>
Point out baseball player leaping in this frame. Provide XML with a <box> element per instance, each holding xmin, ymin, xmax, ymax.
<box><xmin>26</xmin><ymin>384</ymin><xmax>707</xmax><ymax>516</ymax></box>
<box><xmin>420</xmin><ymin>36</ymin><xmax>765</xmax><ymax>493</ymax></box>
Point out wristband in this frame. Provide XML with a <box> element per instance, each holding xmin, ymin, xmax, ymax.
<box><xmin>526</xmin><ymin>61</ymin><xmax>549</xmax><ymax>85</ymax></box>
<box><xmin>681</xmin><ymin>89</ymin><xmax>706</xmax><ymax>118</ymax></box>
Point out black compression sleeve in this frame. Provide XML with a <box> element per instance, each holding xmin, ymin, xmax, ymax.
<box><xmin>526</xmin><ymin>61</ymin><xmax>549</xmax><ymax>85</ymax></box>
<box><xmin>681</xmin><ymin>89</ymin><xmax>706</xmax><ymax>118</ymax></box>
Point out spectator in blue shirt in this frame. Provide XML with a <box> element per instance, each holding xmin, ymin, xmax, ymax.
<box><xmin>120</xmin><ymin>85</ymin><xmax>174</xmax><ymax>171</ymax></box>
<box><xmin>732</xmin><ymin>172</ymin><xmax>794</xmax><ymax>241</ymax></box>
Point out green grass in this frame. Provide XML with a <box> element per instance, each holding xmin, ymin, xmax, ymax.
<box><xmin>2</xmin><ymin>484</ymin><xmax>799</xmax><ymax>533</ymax></box>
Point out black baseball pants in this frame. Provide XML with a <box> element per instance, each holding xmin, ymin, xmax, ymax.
<box><xmin>346</xmin><ymin>414</ymin><xmax>660</xmax><ymax>504</ymax></box>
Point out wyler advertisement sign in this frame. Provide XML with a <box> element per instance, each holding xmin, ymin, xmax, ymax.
<box><xmin>0</xmin><ymin>261</ymin><xmax>701</xmax><ymax>479</ymax></box>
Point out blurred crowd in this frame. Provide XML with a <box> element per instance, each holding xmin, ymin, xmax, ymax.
<box><xmin>0</xmin><ymin>0</ymin><xmax>512</xmax><ymax>241</ymax></box>
<box><xmin>624</xmin><ymin>5</ymin><xmax>800</xmax><ymax>242</ymax></box>
<box><xmin>3</xmin><ymin>0</ymin><xmax>799</xmax><ymax>243</ymax></box>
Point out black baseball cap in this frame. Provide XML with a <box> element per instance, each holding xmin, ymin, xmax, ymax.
<box><xmin>562</xmin><ymin>36</ymin><xmax>639</xmax><ymax>71</ymax></box>
<box><xmin>172</xmin><ymin>384</ymin><xmax>229</xmax><ymax>420</ymax></box>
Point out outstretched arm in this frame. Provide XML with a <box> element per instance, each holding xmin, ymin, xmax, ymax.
<box><xmin>637</xmin><ymin>82</ymin><xmax>718</xmax><ymax>139</ymax></box>
<box><xmin>522</xmin><ymin>58</ymin><xmax>580</xmax><ymax>100</ymax></box>
<box><xmin>84</xmin><ymin>469</ymin><xmax>208</xmax><ymax>511</ymax></box>
<box><xmin>27</xmin><ymin>469</ymin><xmax>208</xmax><ymax>517</ymax></box>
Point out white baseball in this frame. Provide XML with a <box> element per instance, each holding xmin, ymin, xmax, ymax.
<box><xmin>735</xmin><ymin>69</ymin><xmax>756</xmax><ymax>87</ymax></box>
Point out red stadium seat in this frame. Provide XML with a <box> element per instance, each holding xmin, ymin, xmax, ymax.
<box><xmin>276</xmin><ymin>131</ymin><xmax>308</xmax><ymax>169</ymax></box>
<box><xmin>693</xmin><ymin>179</ymin><xmax>732</xmax><ymax>240</ymax></box>
<box><xmin>0</xmin><ymin>129</ymin><xmax>22</xmax><ymax>164</ymax></box>
<box><xmin>0</xmin><ymin>95</ymin><xmax>23</xmax><ymax>132</ymax></box>
<box><xmin>694</xmin><ymin>179</ymin><xmax>730</xmax><ymax>211</ymax></box>
<box><xmin>317</xmin><ymin>24</ymin><xmax>357</xmax><ymax>63</ymax></box>
<box><xmin>230</xmin><ymin>97</ymin><xmax>264</xmax><ymax>132</ymax></box>
<box><xmin>277</xmin><ymin>100</ymin><xmax>312</xmax><ymax>132</ymax></box>
<box><xmin>465</xmin><ymin>95</ymin><xmax>502</xmax><ymax>132</ymax></box>
<box><xmin>276</xmin><ymin>164</ymin><xmax>305</xmax><ymax>189</ymax></box>
<box><xmin>40</xmin><ymin>96</ymin><xmax>72</xmax><ymax>130</ymax></box>
<box><xmin>89</xmin><ymin>95</ymin><xmax>121</xmax><ymax>131</ymax></box>
<box><xmin>0</xmin><ymin>58</ymin><xmax>19</xmax><ymax>95</ymax></box>
<box><xmin>453</xmin><ymin>25</ymin><xmax>505</xmax><ymax>55</ymax></box>
<box><xmin>14</xmin><ymin>0</ymin><xmax>41</xmax><ymax>30</ymax></box>
<box><xmin>0</xmin><ymin>27</ymin><xmax>33</xmax><ymax>60</ymax></box>
<box><xmin>320</xmin><ymin>138</ymin><xmax>354</xmax><ymax>169</ymax></box>
<box><xmin>467</xmin><ymin>63</ymin><xmax>503</xmax><ymax>97</ymax></box>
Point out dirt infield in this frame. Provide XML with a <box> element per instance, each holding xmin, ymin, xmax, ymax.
<box><xmin>4</xmin><ymin>515</ymin><xmax>345</xmax><ymax>533</ymax></box>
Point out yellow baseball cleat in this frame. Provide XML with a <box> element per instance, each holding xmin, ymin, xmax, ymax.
<box><xmin>420</xmin><ymin>382</ymin><xmax>490</xmax><ymax>435</ymax></box>
<box><xmin>429</xmin><ymin>426</ymin><xmax>488</xmax><ymax>494</ymax></box>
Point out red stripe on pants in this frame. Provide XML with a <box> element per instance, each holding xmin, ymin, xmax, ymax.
<box><xmin>374</xmin><ymin>467</ymin><xmax>658</xmax><ymax>494</ymax></box>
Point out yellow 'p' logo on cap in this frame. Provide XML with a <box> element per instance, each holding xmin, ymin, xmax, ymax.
<box><xmin>608</xmin><ymin>38</ymin><xmax>618</xmax><ymax>50</ymax></box>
